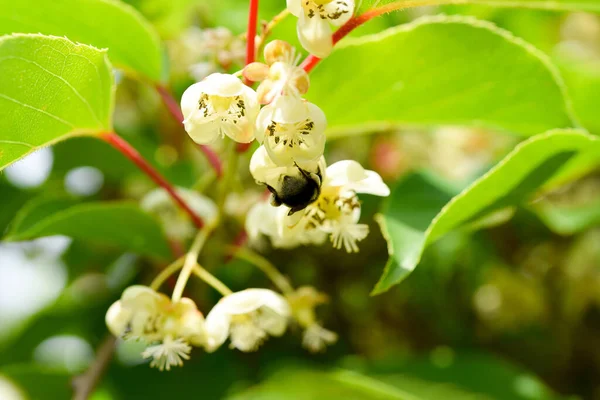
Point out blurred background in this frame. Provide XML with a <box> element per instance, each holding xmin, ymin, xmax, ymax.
<box><xmin>0</xmin><ymin>0</ymin><xmax>599</xmax><ymax>399</ymax></box>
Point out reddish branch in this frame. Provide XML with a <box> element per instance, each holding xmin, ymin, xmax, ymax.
<box><xmin>102</xmin><ymin>131</ymin><xmax>204</xmax><ymax>229</ymax></box>
<box><xmin>301</xmin><ymin>3</ymin><xmax>406</xmax><ymax>73</ymax></box>
<box><xmin>155</xmin><ymin>84</ymin><xmax>223</xmax><ymax>178</ymax></box>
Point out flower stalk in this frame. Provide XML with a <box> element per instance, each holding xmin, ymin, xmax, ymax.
<box><xmin>229</xmin><ymin>247</ymin><xmax>294</xmax><ymax>295</ymax></box>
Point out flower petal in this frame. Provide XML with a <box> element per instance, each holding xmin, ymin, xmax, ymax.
<box><xmin>297</xmin><ymin>15</ymin><xmax>333</xmax><ymax>58</ymax></box>
<box><xmin>324</xmin><ymin>0</ymin><xmax>354</xmax><ymax>27</ymax></box>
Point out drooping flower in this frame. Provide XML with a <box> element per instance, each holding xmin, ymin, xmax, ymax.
<box><xmin>181</xmin><ymin>73</ymin><xmax>259</xmax><ymax>144</ymax></box>
<box><xmin>250</xmin><ymin>145</ymin><xmax>326</xmax><ymax>214</ymax></box>
<box><xmin>141</xmin><ymin>187</ymin><xmax>218</xmax><ymax>241</ymax></box>
<box><xmin>204</xmin><ymin>289</ymin><xmax>291</xmax><ymax>352</ymax></box>
<box><xmin>106</xmin><ymin>286</ymin><xmax>205</xmax><ymax>371</ymax></box>
<box><xmin>287</xmin><ymin>0</ymin><xmax>355</xmax><ymax>58</ymax></box>
<box><xmin>286</xmin><ymin>286</ymin><xmax>337</xmax><ymax>352</ymax></box>
<box><xmin>255</xmin><ymin>95</ymin><xmax>327</xmax><ymax>167</ymax></box>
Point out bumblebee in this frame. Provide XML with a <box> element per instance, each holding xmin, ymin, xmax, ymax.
<box><xmin>258</xmin><ymin>160</ymin><xmax>322</xmax><ymax>215</ymax></box>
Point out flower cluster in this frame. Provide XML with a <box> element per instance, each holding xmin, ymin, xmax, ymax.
<box><xmin>106</xmin><ymin>285</ymin><xmax>333</xmax><ymax>370</ymax></box>
<box><xmin>247</xmin><ymin>159</ymin><xmax>389</xmax><ymax>252</ymax></box>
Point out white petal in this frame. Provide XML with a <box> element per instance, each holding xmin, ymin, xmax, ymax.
<box><xmin>324</xmin><ymin>0</ymin><xmax>355</xmax><ymax>27</ymax></box>
<box><xmin>184</xmin><ymin>116</ymin><xmax>222</xmax><ymax>144</ymax></box>
<box><xmin>105</xmin><ymin>300</ymin><xmax>131</xmax><ymax>337</ymax></box>
<box><xmin>246</xmin><ymin>202</ymin><xmax>279</xmax><ymax>240</ymax></box>
<box><xmin>286</xmin><ymin>0</ymin><xmax>303</xmax><ymax>17</ymax></box>
<box><xmin>201</xmin><ymin>73</ymin><xmax>246</xmax><ymax>97</ymax></box>
<box><xmin>217</xmin><ymin>289</ymin><xmax>291</xmax><ymax>317</ymax></box>
<box><xmin>222</xmin><ymin>118</ymin><xmax>255</xmax><ymax>144</ymax></box>
<box><xmin>326</xmin><ymin>160</ymin><xmax>390</xmax><ymax>196</ymax></box>
<box><xmin>257</xmin><ymin>307</ymin><xmax>288</xmax><ymax>336</ymax></box>
<box><xmin>249</xmin><ymin>145</ymin><xmax>295</xmax><ymax>184</ymax></box>
<box><xmin>180</xmin><ymin>81</ymin><xmax>205</xmax><ymax>122</ymax></box>
<box><xmin>204</xmin><ymin>302</ymin><xmax>232</xmax><ymax>352</ymax></box>
<box><xmin>297</xmin><ymin>15</ymin><xmax>333</xmax><ymax>58</ymax></box>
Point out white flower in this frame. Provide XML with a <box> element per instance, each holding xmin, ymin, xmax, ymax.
<box><xmin>181</xmin><ymin>73</ymin><xmax>259</xmax><ymax>144</ymax></box>
<box><xmin>204</xmin><ymin>289</ymin><xmax>291</xmax><ymax>352</ymax></box>
<box><xmin>287</xmin><ymin>0</ymin><xmax>355</xmax><ymax>58</ymax></box>
<box><xmin>250</xmin><ymin>145</ymin><xmax>325</xmax><ymax>214</ymax></box>
<box><xmin>105</xmin><ymin>286</ymin><xmax>206</xmax><ymax>370</ymax></box>
<box><xmin>255</xmin><ymin>96</ymin><xmax>327</xmax><ymax>167</ymax></box>
<box><xmin>286</xmin><ymin>286</ymin><xmax>337</xmax><ymax>352</ymax></box>
<box><xmin>141</xmin><ymin>187</ymin><xmax>218</xmax><ymax>240</ymax></box>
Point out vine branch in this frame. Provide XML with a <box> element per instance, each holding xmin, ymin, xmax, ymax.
<box><xmin>102</xmin><ymin>131</ymin><xmax>204</xmax><ymax>229</ymax></box>
<box><xmin>72</xmin><ymin>336</ymin><xmax>116</xmax><ymax>400</ymax></box>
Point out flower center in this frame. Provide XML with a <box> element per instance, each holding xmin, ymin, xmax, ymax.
<box><xmin>197</xmin><ymin>94</ymin><xmax>246</xmax><ymax>121</ymax></box>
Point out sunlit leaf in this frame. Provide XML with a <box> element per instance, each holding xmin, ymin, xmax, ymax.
<box><xmin>308</xmin><ymin>16</ymin><xmax>577</xmax><ymax>138</ymax></box>
<box><xmin>0</xmin><ymin>0</ymin><xmax>163</xmax><ymax>82</ymax></box>
<box><xmin>0</xmin><ymin>34</ymin><xmax>114</xmax><ymax>171</ymax></box>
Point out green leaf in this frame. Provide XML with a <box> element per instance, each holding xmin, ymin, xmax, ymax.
<box><xmin>532</xmin><ymin>199</ymin><xmax>600</xmax><ymax>235</ymax></box>
<box><xmin>229</xmin><ymin>368</ymin><xmax>417</xmax><ymax>400</ymax></box>
<box><xmin>5</xmin><ymin>198</ymin><xmax>172</xmax><ymax>260</ymax></box>
<box><xmin>358</xmin><ymin>0</ymin><xmax>600</xmax><ymax>14</ymax></box>
<box><xmin>0</xmin><ymin>366</ymin><xmax>71</xmax><ymax>400</ymax></box>
<box><xmin>374</xmin><ymin>129</ymin><xmax>600</xmax><ymax>294</ymax></box>
<box><xmin>0</xmin><ymin>34</ymin><xmax>114</xmax><ymax>171</ymax></box>
<box><xmin>0</xmin><ymin>0</ymin><xmax>163</xmax><ymax>82</ymax></box>
<box><xmin>307</xmin><ymin>16</ymin><xmax>577</xmax><ymax>138</ymax></box>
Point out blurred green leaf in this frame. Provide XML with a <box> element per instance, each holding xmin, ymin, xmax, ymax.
<box><xmin>229</xmin><ymin>368</ymin><xmax>416</xmax><ymax>400</ymax></box>
<box><xmin>374</xmin><ymin>129</ymin><xmax>600</xmax><ymax>294</ymax></box>
<box><xmin>0</xmin><ymin>34</ymin><xmax>114</xmax><ymax>171</ymax></box>
<box><xmin>358</xmin><ymin>0</ymin><xmax>600</xmax><ymax>13</ymax></box>
<box><xmin>368</xmin><ymin>351</ymin><xmax>567</xmax><ymax>400</ymax></box>
<box><xmin>5</xmin><ymin>198</ymin><xmax>172</xmax><ymax>260</ymax></box>
<box><xmin>0</xmin><ymin>0</ymin><xmax>164</xmax><ymax>82</ymax></box>
<box><xmin>0</xmin><ymin>365</ymin><xmax>71</xmax><ymax>400</ymax></box>
<box><xmin>532</xmin><ymin>198</ymin><xmax>600</xmax><ymax>235</ymax></box>
<box><xmin>308</xmin><ymin>16</ymin><xmax>577</xmax><ymax>138</ymax></box>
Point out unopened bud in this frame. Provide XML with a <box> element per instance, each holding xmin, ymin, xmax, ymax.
<box><xmin>293</xmin><ymin>71</ymin><xmax>310</xmax><ymax>95</ymax></box>
<box><xmin>257</xmin><ymin>80</ymin><xmax>276</xmax><ymax>104</ymax></box>
<box><xmin>243</xmin><ymin>62</ymin><xmax>270</xmax><ymax>82</ymax></box>
<box><xmin>264</xmin><ymin>40</ymin><xmax>293</xmax><ymax>65</ymax></box>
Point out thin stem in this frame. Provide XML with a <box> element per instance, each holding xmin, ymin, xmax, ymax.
<box><xmin>155</xmin><ymin>84</ymin><xmax>223</xmax><ymax>178</ymax></box>
<box><xmin>301</xmin><ymin>1</ymin><xmax>421</xmax><ymax>73</ymax></box>
<box><xmin>101</xmin><ymin>132</ymin><xmax>204</xmax><ymax>229</ymax></box>
<box><xmin>192</xmin><ymin>263</ymin><xmax>233</xmax><ymax>296</ymax></box>
<box><xmin>171</xmin><ymin>218</ymin><xmax>219</xmax><ymax>302</ymax></box>
<box><xmin>72</xmin><ymin>336</ymin><xmax>116</xmax><ymax>400</ymax></box>
<box><xmin>150</xmin><ymin>256</ymin><xmax>186</xmax><ymax>290</ymax></box>
<box><xmin>256</xmin><ymin>9</ymin><xmax>291</xmax><ymax>56</ymax></box>
<box><xmin>229</xmin><ymin>246</ymin><xmax>294</xmax><ymax>295</ymax></box>
<box><xmin>244</xmin><ymin>0</ymin><xmax>260</xmax><ymax>84</ymax></box>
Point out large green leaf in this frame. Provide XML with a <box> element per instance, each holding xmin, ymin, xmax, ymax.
<box><xmin>229</xmin><ymin>369</ymin><xmax>416</xmax><ymax>400</ymax></box>
<box><xmin>0</xmin><ymin>34</ymin><xmax>114</xmax><ymax>171</ymax></box>
<box><xmin>308</xmin><ymin>16</ymin><xmax>577</xmax><ymax>138</ymax></box>
<box><xmin>5</xmin><ymin>198</ymin><xmax>172</xmax><ymax>260</ymax></box>
<box><xmin>373</xmin><ymin>129</ymin><xmax>600</xmax><ymax>294</ymax></box>
<box><xmin>358</xmin><ymin>0</ymin><xmax>600</xmax><ymax>13</ymax></box>
<box><xmin>0</xmin><ymin>0</ymin><xmax>163</xmax><ymax>82</ymax></box>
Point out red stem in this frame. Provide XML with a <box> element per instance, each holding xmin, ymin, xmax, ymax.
<box><xmin>155</xmin><ymin>84</ymin><xmax>223</xmax><ymax>178</ymax></box>
<box><xmin>301</xmin><ymin>5</ymin><xmax>399</xmax><ymax>73</ymax></box>
<box><xmin>245</xmin><ymin>0</ymin><xmax>260</xmax><ymax>77</ymax></box>
<box><xmin>102</xmin><ymin>132</ymin><xmax>204</xmax><ymax>229</ymax></box>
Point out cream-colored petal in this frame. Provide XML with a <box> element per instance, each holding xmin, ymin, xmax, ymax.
<box><xmin>257</xmin><ymin>307</ymin><xmax>289</xmax><ymax>336</ymax></box>
<box><xmin>184</xmin><ymin>117</ymin><xmax>222</xmax><ymax>144</ymax></box>
<box><xmin>180</xmin><ymin>81</ymin><xmax>206</xmax><ymax>121</ymax></box>
<box><xmin>203</xmin><ymin>302</ymin><xmax>232</xmax><ymax>352</ymax></box>
<box><xmin>286</xmin><ymin>0</ymin><xmax>303</xmax><ymax>17</ymax></box>
<box><xmin>297</xmin><ymin>15</ymin><xmax>333</xmax><ymax>58</ymax></box>
<box><xmin>326</xmin><ymin>161</ymin><xmax>390</xmax><ymax>196</ymax></box>
<box><xmin>222</xmin><ymin>118</ymin><xmax>255</xmax><ymax>143</ymax></box>
<box><xmin>324</xmin><ymin>0</ymin><xmax>354</xmax><ymax>27</ymax></box>
<box><xmin>218</xmin><ymin>289</ymin><xmax>290</xmax><ymax>317</ymax></box>
<box><xmin>105</xmin><ymin>301</ymin><xmax>131</xmax><ymax>337</ymax></box>
<box><xmin>201</xmin><ymin>73</ymin><xmax>246</xmax><ymax>97</ymax></box>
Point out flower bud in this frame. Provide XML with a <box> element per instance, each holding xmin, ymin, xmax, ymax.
<box><xmin>243</xmin><ymin>62</ymin><xmax>270</xmax><ymax>82</ymax></box>
<box><xmin>264</xmin><ymin>40</ymin><xmax>293</xmax><ymax>65</ymax></box>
